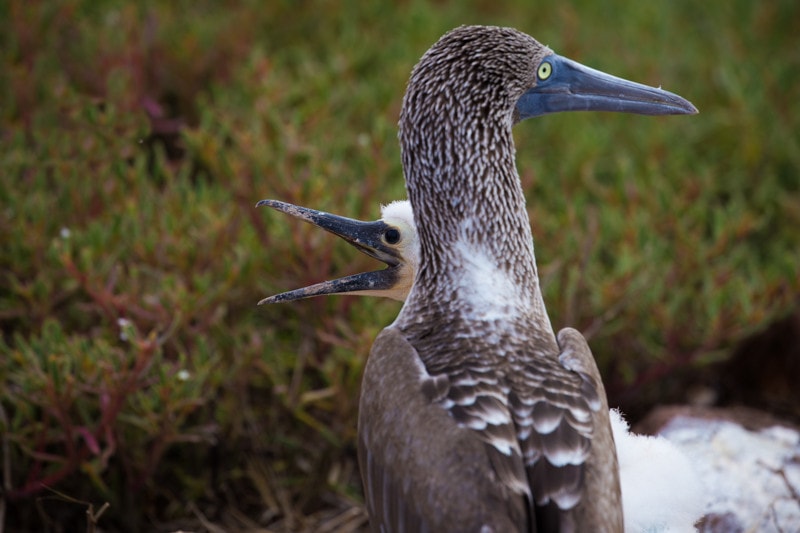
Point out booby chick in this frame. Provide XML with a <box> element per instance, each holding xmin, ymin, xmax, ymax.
<box><xmin>255</xmin><ymin>199</ymin><xmax>417</xmax><ymax>304</ymax></box>
<box><xmin>258</xmin><ymin>199</ymin><xmax>707</xmax><ymax>533</ymax></box>
<box><xmin>610</xmin><ymin>410</ymin><xmax>705</xmax><ymax>533</ymax></box>
<box><xmin>260</xmin><ymin>25</ymin><xmax>696</xmax><ymax>532</ymax></box>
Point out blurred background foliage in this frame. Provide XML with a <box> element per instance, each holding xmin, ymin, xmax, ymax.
<box><xmin>1</xmin><ymin>0</ymin><xmax>798</xmax><ymax>531</ymax></box>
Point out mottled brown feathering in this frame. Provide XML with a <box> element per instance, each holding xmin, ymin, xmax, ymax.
<box><xmin>358</xmin><ymin>25</ymin><xmax>620</xmax><ymax>532</ymax></box>
<box><xmin>356</xmin><ymin>22</ymin><xmax>694</xmax><ymax>532</ymax></box>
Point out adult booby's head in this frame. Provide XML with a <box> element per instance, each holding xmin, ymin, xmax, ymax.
<box><xmin>256</xmin><ymin>199</ymin><xmax>417</xmax><ymax>303</ymax></box>
<box><xmin>397</xmin><ymin>25</ymin><xmax>695</xmax><ymax>310</ymax></box>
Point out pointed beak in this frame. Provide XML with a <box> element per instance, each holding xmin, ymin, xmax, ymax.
<box><xmin>256</xmin><ymin>199</ymin><xmax>402</xmax><ymax>303</ymax></box>
<box><xmin>516</xmin><ymin>54</ymin><xmax>698</xmax><ymax>120</ymax></box>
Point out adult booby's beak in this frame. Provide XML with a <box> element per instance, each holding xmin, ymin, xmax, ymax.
<box><xmin>256</xmin><ymin>199</ymin><xmax>404</xmax><ymax>303</ymax></box>
<box><xmin>516</xmin><ymin>54</ymin><xmax>698</xmax><ymax>120</ymax></box>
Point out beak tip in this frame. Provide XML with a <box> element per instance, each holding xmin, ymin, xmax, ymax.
<box><xmin>675</xmin><ymin>96</ymin><xmax>698</xmax><ymax>115</ymax></box>
<box><xmin>666</xmin><ymin>89</ymin><xmax>698</xmax><ymax>116</ymax></box>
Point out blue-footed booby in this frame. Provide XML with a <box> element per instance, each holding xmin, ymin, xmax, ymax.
<box><xmin>258</xmin><ymin>199</ymin><xmax>707</xmax><ymax>532</ymax></box>
<box><xmin>260</xmin><ymin>24</ymin><xmax>695</xmax><ymax>532</ymax></box>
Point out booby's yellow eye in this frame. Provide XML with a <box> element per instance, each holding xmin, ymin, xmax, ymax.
<box><xmin>538</xmin><ymin>61</ymin><xmax>552</xmax><ymax>80</ymax></box>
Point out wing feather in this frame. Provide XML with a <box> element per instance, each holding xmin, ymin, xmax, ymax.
<box><xmin>358</xmin><ymin>327</ymin><xmax>528</xmax><ymax>532</ymax></box>
<box><xmin>359</xmin><ymin>324</ymin><xmax>617</xmax><ymax>531</ymax></box>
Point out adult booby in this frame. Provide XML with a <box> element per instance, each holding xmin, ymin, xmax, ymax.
<box><xmin>258</xmin><ymin>199</ymin><xmax>707</xmax><ymax>532</ymax></box>
<box><xmin>261</xmin><ymin>25</ymin><xmax>695</xmax><ymax>531</ymax></box>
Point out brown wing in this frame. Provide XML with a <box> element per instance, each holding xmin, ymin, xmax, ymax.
<box><xmin>413</xmin><ymin>325</ymin><xmax>601</xmax><ymax>530</ymax></box>
<box><xmin>514</xmin><ymin>349</ymin><xmax>599</xmax><ymax>509</ymax></box>
<box><xmin>358</xmin><ymin>327</ymin><xmax>529</xmax><ymax>532</ymax></box>
<box><xmin>554</xmin><ymin>327</ymin><xmax>623</xmax><ymax>531</ymax></box>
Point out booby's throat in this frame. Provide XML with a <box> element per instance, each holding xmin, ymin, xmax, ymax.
<box><xmin>398</xmin><ymin>29</ymin><xmax>550</xmax><ymax>322</ymax></box>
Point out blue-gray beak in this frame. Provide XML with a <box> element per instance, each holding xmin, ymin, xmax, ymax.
<box><xmin>255</xmin><ymin>199</ymin><xmax>401</xmax><ymax>304</ymax></box>
<box><xmin>516</xmin><ymin>54</ymin><xmax>697</xmax><ymax>120</ymax></box>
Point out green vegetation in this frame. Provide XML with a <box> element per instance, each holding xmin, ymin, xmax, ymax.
<box><xmin>1</xmin><ymin>0</ymin><xmax>798</xmax><ymax>530</ymax></box>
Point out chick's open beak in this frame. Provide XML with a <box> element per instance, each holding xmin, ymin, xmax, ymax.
<box><xmin>256</xmin><ymin>199</ymin><xmax>402</xmax><ymax>303</ymax></box>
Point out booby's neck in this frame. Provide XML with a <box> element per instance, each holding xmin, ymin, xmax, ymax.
<box><xmin>397</xmin><ymin>91</ymin><xmax>549</xmax><ymax>333</ymax></box>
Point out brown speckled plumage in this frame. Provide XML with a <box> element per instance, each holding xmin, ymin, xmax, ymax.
<box><xmin>357</xmin><ymin>26</ymin><xmax>614</xmax><ymax>532</ymax></box>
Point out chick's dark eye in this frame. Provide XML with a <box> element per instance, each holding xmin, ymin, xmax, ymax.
<box><xmin>384</xmin><ymin>228</ymin><xmax>401</xmax><ymax>244</ymax></box>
